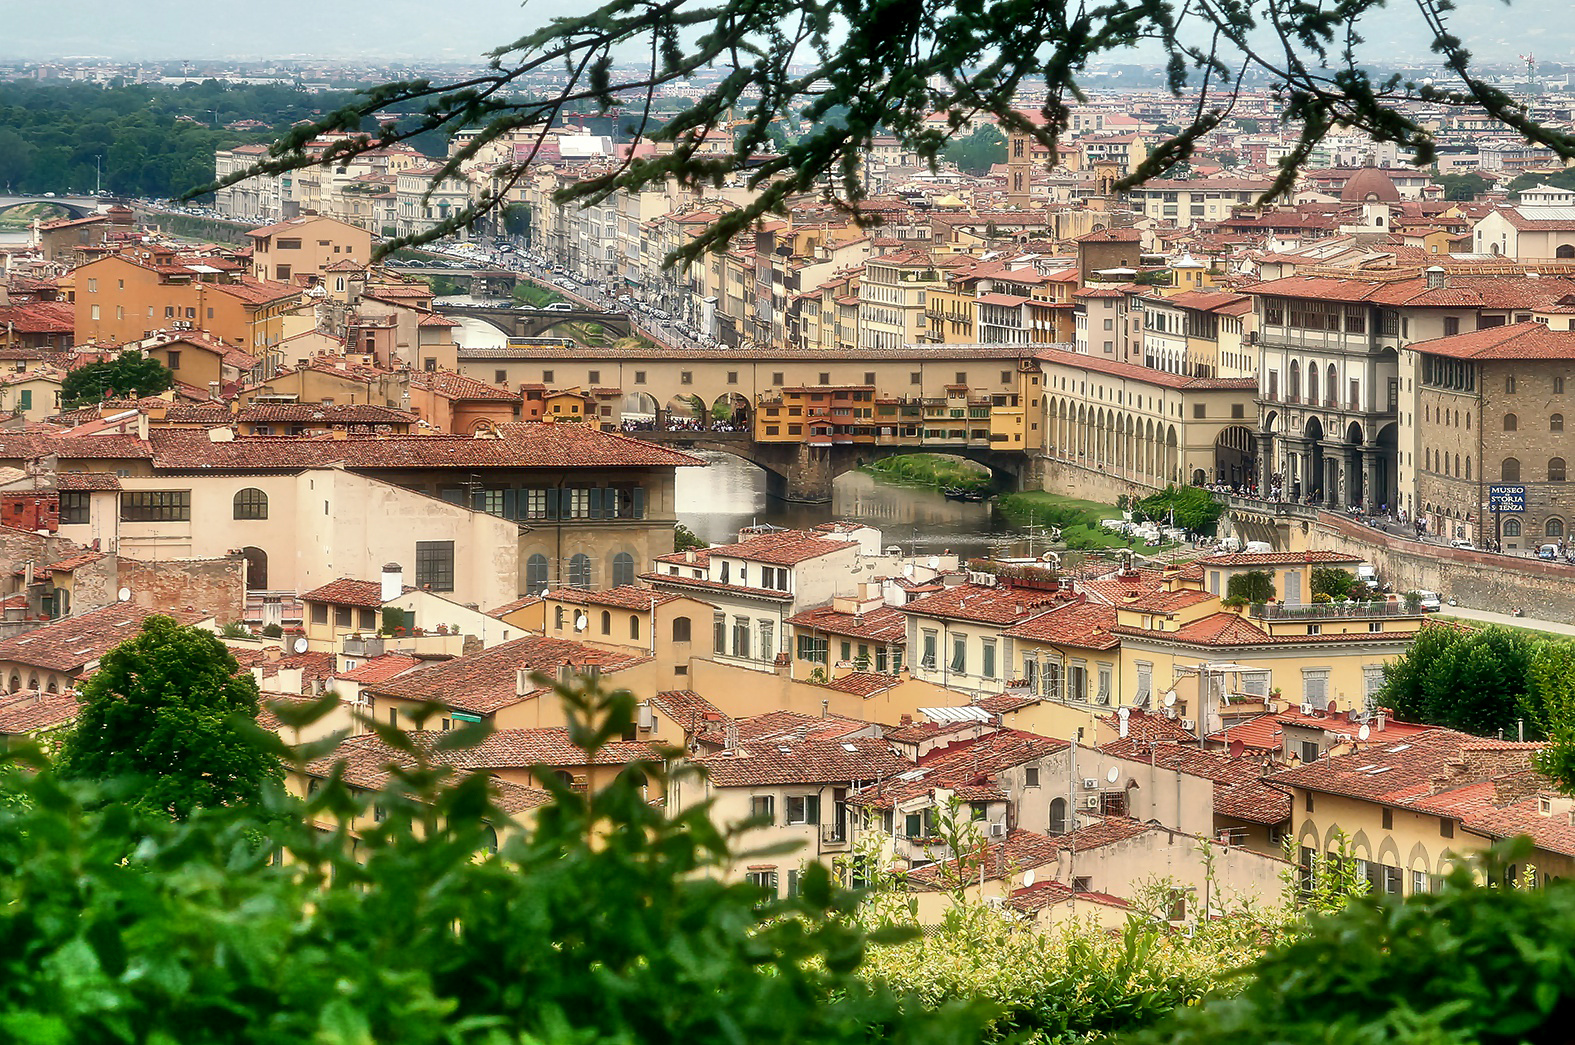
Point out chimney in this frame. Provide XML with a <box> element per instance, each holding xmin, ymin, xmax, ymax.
<box><xmin>516</xmin><ymin>668</ymin><xmax>531</xmax><ymax>696</ymax></box>
<box><xmin>1424</xmin><ymin>265</ymin><xmax>1445</xmax><ymax>290</ymax></box>
<box><xmin>208</xmin><ymin>381</ymin><xmax>220</xmax><ymax>401</ymax></box>
<box><xmin>381</xmin><ymin>562</ymin><xmax>403</xmax><ymax>602</ymax></box>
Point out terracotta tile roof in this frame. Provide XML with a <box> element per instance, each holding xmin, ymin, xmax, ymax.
<box><xmin>1166</xmin><ymin>612</ymin><xmax>1272</xmax><ymax>644</ymax></box>
<box><xmin>262</xmin><ymin>650</ymin><xmax>338</xmax><ymax>682</ymax></box>
<box><xmin>143</xmin><ymin>423</ymin><xmax>703</xmax><ymax>472</ymax></box>
<box><xmin>1407</xmin><ymin>321</ymin><xmax>1575</xmax><ymax>361</ymax></box>
<box><xmin>300</xmin><ymin>578</ymin><xmax>386</xmax><ymax>608</ymax></box>
<box><xmin>854</xmin><ymin>728</ymin><xmax>1067</xmax><ymax>809</ymax></box>
<box><xmin>335</xmin><ymin>653</ymin><xmax>422</xmax><ymax>685</ymax></box>
<box><xmin>1008</xmin><ymin>879</ymin><xmax>1131</xmax><ymax>914</ymax></box>
<box><xmin>1197</xmin><ymin>550</ymin><xmax>1364</xmax><ymax>567</ymax></box>
<box><xmin>0</xmin><ymin>301</ymin><xmax>74</xmax><ymax>334</ymax></box>
<box><xmin>901</xmin><ymin>582</ymin><xmax>1074</xmax><ymax>627</ymax></box>
<box><xmin>691</xmin><ymin>734</ymin><xmax>905</xmax><ymax>788</ymax></box>
<box><xmin>1100</xmin><ymin>737</ymin><xmax>1290</xmax><ymax>825</ymax></box>
<box><xmin>650</xmin><ymin>689</ymin><xmax>727</xmax><ymax>729</ymax></box>
<box><xmin>45</xmin><ymin>552</ymin><xmax>105</xmax><ymax>573</ymax></box>
<box><xmin>642</xmin><ymin>571</ymin><xmax>792</xmax><ymax>602</ymax></box>
<box><xmin>1059</xmin><ymin>815</ymin><xmax>1157</xmax><ymax>852</ymax></box>
<box><xmin>0</xmin><ymin>689</ymin><xmax>82</xmax><ymax>735</ymax></box>
<box><xmin>0</xmin><ymin>606</ymin><xmax>206</xmax><ymax>674</ymax></box>
<box><xmin>209</xmin><ymin>279</ymin><xmax>301</xmax><ymax>306</ymax></box>
<box><xmin>1269</xmin><ymin>728</ymin><xmax>1538</xmax><ymax>806</ymax></box>
<box><xmin>363</xmin><ymin>635</ymin><xmax>650</xmax><ymax>715</ymax></box>
<box><xmin>302</xmin><ymin>733</ymin><xmax>553</xmax><ymax>815</ymax></box>
<box><xmin>1001</xmin><ymin>601</ymin><xmax>1119</xmax><ymax>650</ymax></box>
<box><xmin>907</xmin><ymin>828</ymin><xmax>1064</xmax><ymax>886</ymax></box>
<box><xmin>486</xmin><ymin>595</ymin><xmax>542</xmax><ymax>618</ymax></box>
<box><xmin>543</xmin><ymin>586</ymin><xmax>679</xmax><ymax>611</ymax></box>
<box><xmin>432</xmin><ymin>727</ymin><xmax>662</xmax><ymax>769</ymax></box>
<box><xmin>1035</xmin><ymin>346</ymin><xmax>1259</xmax><ymax>391</ymax></box>
<box><xmin>408</xmin><ymin>369</ymin><xmax>517</xmax><ymax>401</ymax></box>
<box><xmin>787</xmin><ymin>603</ymin><xmax>907</xmax><ymax>644</ymax></box>
<box><xmin>1100</xmin><ymin>708</ymin><xmax>1198</xmax><ymax>744</ymax></box>
<box><xmin>824</xmin><ymin>672</ymin><xmax>903</xmax><ymax>697</ymax></box>
<box><xmin>0</xmin><ymin>434</ymin><xmax>152</xmax><ymax>463</ymax></box>
<box><xmin>53</xmin><ymin>471</ymin><xmax>121</xmax><ymax>491</ymax></box>
<box><xmin>700</xmin><ymin>528</ymin><xmax>860</xmax><ymax>567</ymax></box>
<box><xmin>236</xmin><ymin>404</ymin><xmax>419</xmax><ymax>424</ymax></box>
<box><xmin>973</xmin><ymin>692</ymin><xmax>1041</xmax><ymax>715</ymax></box>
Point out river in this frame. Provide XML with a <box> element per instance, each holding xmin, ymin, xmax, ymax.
<box><xmin>675</xmin><ymin>451</ymin><xmax>1052</xmax><ymax>561</ymax></box>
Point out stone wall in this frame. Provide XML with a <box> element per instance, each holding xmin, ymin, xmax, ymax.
<box><xmin>117</xmin><ymin>555</ymin><xmax>247</xmax><ymax>625</ymax></box>
<box><xmin>1307</xmin><ymin>511</ymin><xmax>1575</xmax><ymax>619</ymax></box>
<box><xmin>1027</xmin><ymin>454</ymin><xmax>1160</xmax><ymax>505</ymax></box>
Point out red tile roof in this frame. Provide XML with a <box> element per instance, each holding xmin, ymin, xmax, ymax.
<box><xmin>650</xmin><ymin>688</ymin><xmax>726</xmax><ymax>729</ymax></box>
<box><xmin>1001</xmin><ymin>601</ymin><xmax>1119</xmax><ymax>650</ymax></box>
<box><xmin>901</xmin><ymin>582</ymin><xmax>1074</xmax><ymax>627</ymax></box>
<box><xmin>1197</xmin><ymin>550</ymin><xmax>1364</xmax><ymax>567</ymax></box>
<box><xmin>907</xmin><ymin>828</ymin><xmax>1064</xmax><ymax>886</ymax></box>
<box><xmin>300</xmin><ymin>578</ymin><xmax>386</xmax><ymax>608</ymax></box>
<box><xmin>1100</xmin><ymin>737</ymin><xmax>1290</xmax><ymax>825</ymax></box>
<box><xmin>1407</xmin><ymin>321</ymin><xmax>1575</xmax><ymax>361</ymax></box>
<box><xmin>0</xmin><ymin>688</ymin><xmax>82</xmax><ymax>735</ymax></box>
<box><xmin>302</xmin><ymin>732</ymin><xmax>553</xmax><ymax>815</ymax></box>
<box><xmin>787</xmin><ymin>603</ymin><xmax>907</xmax><ymax>644</ymax></box>
<box><xmin>0</xmin><ymin>606</ymin><xmax>207</xmax><ymax>674</ymax></box>
<box><xmin>543</xmin><ymin>586</ymin><xmax>681</xmax><ymax>611</ymax></box>
<box><xmin>335</xmin><ymin>653</ymin><xmax>422</xmax><ymax>685</ymax></box>
<box><xmin>854</xmin><ymin>728</ymin><xmax>1067</xmax><ymax>809</ymax></box>
<box><xmin>363</xmin><ymin>635</ymin><xmax>650</xmax><ymax>715</ymax></box>
<box><xmin>1008</xmin><ymin>878</ymin><xmax>1131</xmax><ymax>914</ymax></box>
<box><xmin>690</xmin><ymin>735</ymin><xmax>905</xmax><ymax>787</ymax></box>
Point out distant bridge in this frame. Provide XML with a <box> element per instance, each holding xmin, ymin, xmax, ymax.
<box><xmin>439</xmin><ymin>303</ymin><xmax>632</xmax><ymax>339</ymax></box>
<box><xmin>398</xmin><ymin>266</ymin><xmax>522</xmax><ymax>294</ymax></box>
<box><xmin>632</xmin><ymin>428</ymin><xmax>1030</xmax><ymax>504</ymax></box>
<box><xmin>0</xmin><ymin>194</ymin><xmax>107</xmax><ymax>219</ymax></box>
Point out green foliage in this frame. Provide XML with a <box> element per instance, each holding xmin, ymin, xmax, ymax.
<box><xmin>260</xmin><ymin>622</ymin><xmax>283</xmax><ymax>638</ymax></box>
<box><xmin>1530</xmin><ymin>642</ymin><xmax>1575</xmax><ymax>792</ymax></box>
<box><xmin>55</xmin><ymin>616</ymin><xmax>283</xmax><ymax>821</ymax></box>
<box><xmin>0</xmin><ymin>677</ymin><xmax>992</xmax><ymax>1045</ymax></box>
<box><xmin>60</xmin><ymin>351</ymin><xmax>174</xmax><ymax>409</ymax></box>
<box><xmin>1310</xmin><ymin>567</ymin><xmax>1355</xmax><ymax>599</ymax></box>
<box><xmin>218</xmin><ymin>621</ymin><xmax>251</xmax><ymax>639</ymax></box>
<box><xmin>865</xmin><ymin>453</ymin><xmax>990</xmax><ymax>493</ymax></box>
<box><xmin>1437</xmin><ymin>170</ymin><xmax>1489</xmax><ymax>201</ymax></box>
<box><xmin>1220</xmin><ymin>595</ymin><xmax>1249</xmax><ymax>609</ymax></box>
<box><xmin>674</xmin><ymin>523</ymin><xmax>708</xmax><ymax>552</ymax></box>
<box><xmin>1226</xmin><ymin>571</ymin><xmax>1275</xmax><ymax>605</ymax></box>
<box><xmin>381</xmin><ymin>605</ymin><xmax>409</xmax><ymax>635</ymax></box>
<box><xmin>1377</xmin><ymin>624</ymin><xmax>1544</xmax><ymax>739</ymax></box>
<box><xmin>512</xmin><ymin>279</ymin><xmax>564</xmax><ymax>308</ymax></box>
<box><xmin>1134</xmin><ymin>485</ymin><xmax>1222</xmax><ymax>534</ymax></box>
<box><xmin>1506</xmin><ymin>167</ymin><xmax>1575</xmax><ymax>198</ymax></box>
<box><xmin>1132</xmin><ymin>838</ymin><xmax>1575</xmax><ymax>1045</ymax></box>
<box><xmin>202</xmin><ymin>0</ymin><xmax>1575</xmax><ymax>262</ymax></box>
<box><xmin>944</xmin><ymin>124</ymin><xmax>1006</xmax><ymax>175</ymax></box>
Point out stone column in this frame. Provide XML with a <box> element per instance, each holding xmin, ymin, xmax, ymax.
<box><xmin>1364</xmin><ymin>450</ymin><xmax>1382</xmax><ymax>512</ymax></box>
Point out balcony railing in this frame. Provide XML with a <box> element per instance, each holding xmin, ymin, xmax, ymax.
<box><xmin>1249</xmin><ymin>600</ymin><xmax>1415</xmax><ymax>621</ymax></box>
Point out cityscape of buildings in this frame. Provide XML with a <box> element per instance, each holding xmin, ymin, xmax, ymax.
<box><xmin>3</xmin><ymin>51</ymin><xmax>1575</xmax><ymax>926</ymax></box>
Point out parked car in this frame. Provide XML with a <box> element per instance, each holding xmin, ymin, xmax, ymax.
<box><xmin>1414</xmin><ymin>590</ymin><xmax>1443</xmax><ymax>612</ymax></box>
<box><xmin>545</xmin><ymin>302</ymin><xmax>575</xmax><ymax>312</ymax></box>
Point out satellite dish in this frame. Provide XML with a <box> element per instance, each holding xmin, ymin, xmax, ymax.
<box><xmin>1021</xmin><ymin>868</ymin><xmax>1036</xmax><ymax>888</ymax></box>
<box><xmin>116</xmin><ymin>587</ymin><xmax>132</xmax><ymax>602</ymax></box>
<box><xmin>1163</xmin><ymin>690</ymin><xmax>1177</xmax><ymax>708</ymax></box>
<box><xmin>574</xmin><ymin>613</ymin><xmax>588</xmax><ymax>631</ymax></box>
<box><xmin>292</xmin><ymin>637</ymin><xmax>309</xmax><ymax>654</ymax></box>
<box><xmin>1106</xmin><ymin>766</ymin><xmax>1121</xmax><ymax>784</ymax></box>
<box><xmin>1358</xmin><ymin>723</ymin><xmax>1371</xmax><ymax>741</ymax></box>
<box><xmin>1117</xmin><ymin>706</ymin><xmax>1130</xmax><ymax>719</ymax></box>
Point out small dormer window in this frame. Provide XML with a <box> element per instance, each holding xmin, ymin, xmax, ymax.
<box><xmin>718</xmin><ymin>561</ymin><xmax>730</xmax><ymax>584</ymax></box>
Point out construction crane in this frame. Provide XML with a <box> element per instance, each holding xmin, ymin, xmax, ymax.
<box><xmin>1519</xmin><ymin>54</ymin><xmax>1538</xmax><ymax>109</ymax></box>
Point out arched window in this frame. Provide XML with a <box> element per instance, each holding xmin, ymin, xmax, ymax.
<box><xmin>612</xmin><ymin>551</ymin><xmax>636</xmax><ymax>587</ymax></box>
<box><xmin>1326</xmin><ymin>363</ymin><xmax>1338</xmax><ymax>406</ymax></box>
<box><xmin>1289</xmin><ymin>360</ymin><xmax>1301</xmax><ymax>400</ymax></box>
<box><xmin>526</xmin><ymin>554</ymin><xmax>549</xmax><ymax>595</ymax></box>
<box><xmin>1504</xmin><ymin>413</ymin><xmax>1518</xmax><ymax>432</ymax></box>
<box><xmin>600</xmin><ymin>610</ymin><xmax>611</xmax><ymax>635</ymax></box>
<box><xmin>1465</xmin><ymin>457</ymin><xmax>1472</xmax><ymax>480</ymax></box>
<box><xmin>1505</xmin><ymin>518</ymin><xmax>1522</xmax><ymax>537</ymax></box>
<box><xmin>1559</xmin><ymin>244</ymin><xmax>1575</xmax><ymax>259</ymax></box>
<box><xmin>554</xmin><ymin>606</ymin><xmax>565</xmax><ymax>630</ymax></box>
<box><xmin>27</xmin><ymin>674</ymin><xmax>38</xmax><ymax>691</ymax></box>
<box><xmin>629</xmin><ymin>615</ymin><xmax>640</xmax><ymax>640</ymax></box>
<box><xmin>241</xmin><ymin>546</ymin><xmax>268</xmax><ymax>591</ymax></box>
<box><xmin>1307</xmin><ymin>363</ymin><xmax>1319</xmax><ymax>405</ymax></box>
<box><xmin>1049</xmin><ymin>797</ymin><xmax>1067</xmax><ymax>835</ymax></box>
<box><xmin>482</xmin><ymin>825</ymin><xmax>499</xmax><ymax>855</ymax></box>
<box><xmin>1551</xmin><ymin>458</ymin><xmax>1567</xmax><ymax>483</ymax></box>
<box><xmin>45</xmin><ymin>677</ymin><xmax>57</xmax><ymax>694</ymax></box>
<box><xmin>568</xmin><ymin>554</ymin><xmax>592</xmax><ymax>588</ymax></box>
<box><xmin>1503</xmin><ymin>458</ymin><xmax>1522</xmax><ymax>482</ymax></box>
<box><xmin>1548</xmin><ymin>518</ymin><xmax>1566</xmax><ymax>538</ymax></box>
<box><xmin>233</xmin><ymin>487</ymin><xmax>268</xmax><ymax>519</ymax></box>
<box><xmin>6</xmin><ymin>673</ymin><xmax>17</xmax><ymax>692</ymax></box>
<box><xmin>672</xmin><ymin>616</ymin><xmax>692</xmax><ymax>643</ymax></box>
<box><xmin>1554</xmin><ymin>414</ymin><xmax>1565</xmax><ymax>433</ymax></box>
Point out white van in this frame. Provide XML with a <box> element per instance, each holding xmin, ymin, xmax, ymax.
<box><xmin>1414</xmin><ymin>590</ymin><xmax>1442</xmax><ymax>612</ymax></box>
<box><xmin>545</xmin><ymin>302</ymin><xmax>575</xmax><ymax>312</ymax></box>
<box><xmin>1243</xmin><ymin>540</ymin><xmax>1272</xmax><ymax>554</ymax></box>
<box><xmin>1356</xmin><ymin>563</ymin><xmax>1378</xmax><ymax>585</ymax></box>
<box><xmin>1215</xmin><ymin>536</ymin><xmax>1242</xmax><ymax>553</ymax></box>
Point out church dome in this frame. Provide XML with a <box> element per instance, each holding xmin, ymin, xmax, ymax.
<box><xmin>1340</xmin><ymin>167</ymin><xmax>1401</xmax><ymax>203</ymax></box>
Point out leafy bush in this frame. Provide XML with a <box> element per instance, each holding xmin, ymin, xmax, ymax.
<box><xmin>260</xmin><ymin>622</ymin><xmax>283</xmax><ymax>638</ymax></box>
<box><xmin>1226</xmin><ymin>571</ymin><xmax>1275</xmax><ymax>605</ymax></box>
<box><xmin>1130</xmin><ymin>839</ymin><xmax>1575</xmax><ymax>1045</ymax></box>
<box><xmin>0</xmin><ymin>679</ymin><xmax>992</xmax><ymax>1045</ymax></box>
<box><xmin>674</xmin><ymin>523</ymin><xmax>708</xmax><ymax>552</ymax></box>
<box><xmin>1134</xmin><ymin>485</ymin><xmax>1223</xmax><ymax>535</ymax></box>
<box><xmin>1377</xmin><ymin>623</ymin><xmax>1544</xmax><ymax>739</ymax></box>
<box><xmin>1310</xmin><ymin>567</ymin><xmax>1355</xmax><ymax>599</ymax></box>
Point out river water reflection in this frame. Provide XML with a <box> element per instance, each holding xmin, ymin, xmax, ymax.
<box><xmin>675</xmin><ymin>451</ymin><xmax>1054</xmax><ymax>560</ymax></box>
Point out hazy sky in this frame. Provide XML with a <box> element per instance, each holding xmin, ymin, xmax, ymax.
<box><xmin>0</xmin><ymin>0</ymin><xmax>1560</xmax><ymax>64</ymax></box>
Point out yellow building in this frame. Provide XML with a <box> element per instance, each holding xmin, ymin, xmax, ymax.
<box><xmin>246</xmin><ymin>214</ymin><xmax>374</xmax><ymax>287</ymax></box>
<box><xmin>1271</xmin><ymin>729</ymin><xmax>1575</xmax><ymax>894</ymax></box>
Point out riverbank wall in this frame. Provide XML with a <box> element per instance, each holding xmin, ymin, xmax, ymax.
<box><xmin>1026</xmin><ymin>454</ymin><xmax>1162</xmax><ymax>506</ymax></box>
<box><xmin>1307</xmin><ymin>511</ymin><xmax>1575</xmax><ymax>619</ymax></box>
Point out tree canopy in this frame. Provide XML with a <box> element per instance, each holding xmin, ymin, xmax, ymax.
<box><xmin>204</xmin><ymin>0</ymin><xmax>1575</xmax><ymax>262</ymax></box>
<box><xmin>55</xmin><ymin>615</ymin><xmax>282</xmax><ymax>820</ymax></box>
<box><xmin>944</xmin><ymin>124</ymin><xmax>1006</xmax><ymax>176</ymax></box>
<box><xmin>1375</xmin><ymin>623</ymin><xmax>1545</xmax><ymax>740</ymax></box>
<box><xmin>59</xmin><ymin>351</ymin><xmax>174</xmax><ymax>409</ymax></box>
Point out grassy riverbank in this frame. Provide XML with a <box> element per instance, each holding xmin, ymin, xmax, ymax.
<box><xmin>996</xmin><ymin>491</ymin><xmax>1159</xmax><ymax>551</ymax></box>
<box><xmin>862</xmin><ymin>454</ymin><xmax>991</xmax><ymax>492</ymax></box>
